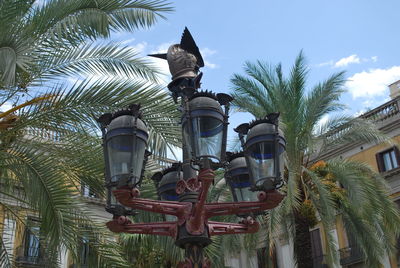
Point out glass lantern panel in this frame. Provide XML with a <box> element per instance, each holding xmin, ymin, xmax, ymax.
<box><xmin>131</xmin><ymin>138</ymin><xmax>146</xmax><ymax>182</ymax></box>
<box><xmin>108</xmin><ymin>186</ymin><xmax>119</xmax><ymax>207</ymax></box>
<box><xmin>191</xmin><ymin>117</ymin><xmax>223</xmax><ymax>162</ymax></box>
<box><xmin>231</xmin><ymin>181</ymin><xmax>258</xmax><ymax>202</ymax></box>
<box><xmin>107</xmin><ymin>135</ymin><xmax>146</xmax><ymax>184</ymax></box>
<box><xmin>247</xmin><ymin>141</ymin><xmax>275</xmax><ymax>187</ymax></box>
<box><xmin>160</xmin><ymin>190</ymin><xmax>178</xmax><ymax>221</ymax></box>
<box><xmin>279</xmin><ymin>144</ymin><xmax>285</xmax><ymax>177</ymax></box>
<box><xmin>161</xmin><ymin>190</ymin><xmax>179</xmax><ymax>201</ymax></box>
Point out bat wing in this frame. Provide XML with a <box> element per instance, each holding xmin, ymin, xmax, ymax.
<box><xmin>180</xmin><ymin>27</ymin><xmax>204</xmax><ymax>67</ymax></box>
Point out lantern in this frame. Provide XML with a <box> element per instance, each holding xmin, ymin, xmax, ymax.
<box><xmin>235</xmin><ymin>113</ymin><xmax>286</xmax><ymax>191</ymax></box>
<box><xmin>225</xmin><ymin>152</ymin><xmax>258</xmax><ymax>202</ymax></box>
<box><xmin>182</xmin><ymin>91</ymin><xmax>232</xmax><ymax>167</ymax></box>
<box><xmin>97</xmin><ymin>104</ymin><xmax>149</xmax><ymax>216</ymax></box>
<box><xmin>152</xmin><ymin>163</ymin><xmax>183</xmax><ymax>221</ymax></box>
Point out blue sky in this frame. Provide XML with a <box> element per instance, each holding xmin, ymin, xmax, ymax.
<box><xmin>111</xmin><ymin>0</ymin><xmax>400</xmax><ymax>150</ymax></box>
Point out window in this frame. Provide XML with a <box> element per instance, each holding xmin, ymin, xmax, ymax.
<box><xmin>310</xmin><ymin>229</ymin><xmax>324</xmax><ymax>267</ymax></box>
<box><xmin>72</xmin><ymin>232</ymin><xmax>96</xmax><ymax>268</ymax></box>
<box><xmin>376</xmin><ymin>146</ymin><xmax>400</xmax><ymax>172</ymax></box>
<box><xmin>80</xmin><ymin>236</ymin><xmax>90</xmax><ymax>266</ymax></box>
<box><xmin>81</xmin><ymin>184</ymin><xmax>98</xmax><ymax>198</ymax></box>
<box><xmin>21</xmin><ymin>218</ymin><xmax>41</xmax><ymax>264</ymax></box>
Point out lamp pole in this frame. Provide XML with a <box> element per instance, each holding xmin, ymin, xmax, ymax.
<box><xmin>100</xmin><ymin>28</ymin><xmax>286</xmax><ymax>268</ymax></box>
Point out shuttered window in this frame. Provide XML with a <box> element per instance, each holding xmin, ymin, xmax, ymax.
<box><xmin>376</xmin><ymin>146</ymin><xmax>400</xmax><ymax>172</ymax></box>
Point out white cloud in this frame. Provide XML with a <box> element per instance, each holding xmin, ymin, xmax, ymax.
<box><xmin>150</xmin><ymin>42</ymin><xmax>174</xmax><ymax>54</ymax></box>
<box><xmin>316</xmin><ymin>114</ymin><xmax>329</xmax><ymax>129</ymax></box>
<box><xmin>200</xmin><ymin>48</ymin><xmax>217</xmax><ymax>57</ymax></box>
<box><xmin>316</xmin><ymin>55</ymin><xmax>378</xmax><ymax>68</ymax></box>
<box><xmin>354</xmin><ymin>109</ymin><xmax>367</xmax><ymax>117</ymax></box>
<box><xmin>316</xmin><ymin>60</ymin><xmax>334</xmax><ymax>67</ymax></box>
<box><xmin>120</xmin><ymin>38</ymin><xmax>136</xmax><ymax>45</ymax></box>
<box><xmin>130</xmin><ymin>42</ymin><xmax>148</xmax><ymax>53</ymax></box>
<box><xmin>201</xmin><ymin>48</ymin><xmax>218</xmax><ymax>69</ymax></box>
<box><xmin>334</xmin><ymin>54</ymin><xmax>361</xmax><ymax>68</ymax></box>
<box><xmin>0</xmin><ymin>101</ymin><xmax>13</xmax><ymax>112</ymax></box>
<box><xmin>204</xmin><ymin>61</ymin><xmax>217</xmax><ymax>69</ymax></box>
<box><xmin>346</xmin><ymin>66</ymin><xmax>400</xmax><ymax>99</ymax></box>
<box><xmin>313</xmin><ymin>114</ymin><xmax>330</xmax><ymax>134</ymax></box>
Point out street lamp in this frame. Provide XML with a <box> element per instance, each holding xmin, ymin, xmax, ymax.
<box><xmin>151</xmin><ymin>162</ymin><xmax>182</xmax><ymax>202</ymax></box>
<box><xmin>235</xmin><ymin>114</ymin><xmax>286</xmax><ymax>192</ymax></box>
<box><xmin>182</xmin><ymin>91</ymin><xmax>231</xmax><ymax>167</ymax></box>
<box><xmin>97</xmin><ymin>104</ymin><xmax>149</xmax><ymax>216</ymax></box>
<box><xmin>102</xmin><ymin>28</ymin><xmax>285</xmax><ymax>268</ymax></box>
<box><xmin>225</xmin><ymin>151</ymin><xmax>258</xmax><ymax>203</ymax></box>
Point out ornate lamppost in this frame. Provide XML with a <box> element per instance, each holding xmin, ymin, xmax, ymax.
<box><xmin>98</xmin><ymin>28</ymin><xmax>285</xmax><ymax>268</ymax></box>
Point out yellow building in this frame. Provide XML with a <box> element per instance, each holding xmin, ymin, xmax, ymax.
<box><xmin>0</xmin><ymin>141</ymin><xmax>171</xmax><ymax>268</ymax></box>
<box><xmin>310</xmin><ymin>80</ymin><xmax>400</xmax><ymax>268</ymax></box>
<box><xmin>0</xmin><ymin>183</ymin><xmax>108</xmax><ymax>267</ymax></box>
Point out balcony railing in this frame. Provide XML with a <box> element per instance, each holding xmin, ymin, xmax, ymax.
<box><xmin>15</xmin><ymin>245</ymin><xmax>48</xmax><ymax>267</ymax></box>
<box><xmin>325</xmin><ymin>97</ymin><xmax>400</xmax><ymax>142</ymax></box>
<box><xmin>25</xmin><ymin>127</ymin><xmax>62</xmax><ymax>142</ymax></box>
<box><xmin>361</xmin><ymin>97</ymin><xmax>399</xmax><ymax>122</ymax></box>
<box><xmin>339</xmin><ymin>245</ymin><xmax>365</xmax><ymax>266</ymax></box>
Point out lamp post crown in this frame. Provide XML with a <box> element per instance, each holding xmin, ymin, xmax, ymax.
<box><xmin>152</xmin><ymin>163</ymin><xmax>182</xmax><ymax>202</ymax></box>
<box><xmin>226</xmin><ymin>152</ymin><xmax>247</xmax><ymax>175</ymax></box>
<box><xmin>187</xmin><ymin>91</ymin><xmax>224</xmax><ymax>113</ymax></box>
<box><xmin>155</xmin><ymin>162</ymin><xmax>183</xmax><ymax>184</ymax></box>
<box><xmin>226</xmin><ymin>151</ymin><xmax>245</xmax><ymax>161</ymax></box>
<box><xmin>148</xmin><ymin>27</ymin><xmax>204</xmax><ymax>82</ymax></box>
<box><xmin>106</xmin><ymin>114</ymin><xmax>148</xmax><ymax>134</ymax></box>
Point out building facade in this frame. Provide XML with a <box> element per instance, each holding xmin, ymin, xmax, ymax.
<box><xmin>277</xmin><ymin>80</ymin><xmax>400</xmax><ymax>268</ymax></box>
<box><xmin>225</xmin><ymin>81</ymin><xmax>400</xmax><ymax>268</ymax></box>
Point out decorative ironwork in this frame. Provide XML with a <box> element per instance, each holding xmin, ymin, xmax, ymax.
<box><xmin>339</xmin><ymin>246</ymin><xmax>365</xmax><ymax>266</ymax></box>
<box><xmin>15</xmin><ymin>245</ymin><xmax>47</xmax><ymax>267</ymax></box>
<box><xmin>107</xmin><ymin>168</ymin><xmax>284</xmax><ymax>267</ymax></box>
<box><xmin>104</xmin><ymin>28</ymin><xmax>286</xmax><ymax>267</ymax></box>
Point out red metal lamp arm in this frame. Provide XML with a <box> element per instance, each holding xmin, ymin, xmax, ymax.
<box><xmin>106</xmin><ymin>217</ymin><xmax>177</xmax><ymax>237</ymax></box>
<box><xmin>208</xmin><ymin>218</ymin><xmax>260</xmax><ymax>236</ymax></box>
<box><xmin>204</xmin><ymin>191</ymin><xmax>284</xmax><ymax>218</ymax></box>
<box><xmin>113</xmin><ymin>188</ymin><xmax>192</xmax><ymax>223</ymax></box>
<box><xmin>186</xmin><ymin>169</ymin><xmax>215</xmax><ymax>234</ymax></box>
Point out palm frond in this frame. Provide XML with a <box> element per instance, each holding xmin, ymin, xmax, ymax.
<box><xmin>327</xmin><ymin>159</ymin><xmax>400</xmax><ymax>265</ymax></box>
<box><xmin>37</xmin><ymin>42</ymin><xmax>161</xmax><ymax>83</ymax></box>
<box><xmin>29</xmin><ymin>0</ymin><xmax>173</xmax><ymax>43</ymax></box>
<box><xmin>304</xmin><ymin>71</ymin><xmax>346</xmax><ymax>134</ymax></box>
<box><xmin>303</xmin><ymin>168</ymin><xmax>337</xmax><ymax>266</ymax></box>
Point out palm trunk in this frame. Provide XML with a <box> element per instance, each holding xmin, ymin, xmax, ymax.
<box><xmin>294</xmin><ymin>211</ymin><xmax>313</xmax><ymax>268</ymax></box>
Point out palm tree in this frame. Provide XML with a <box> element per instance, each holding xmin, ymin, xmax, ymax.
<box><xmin>230</xmin><ymin>51</ymin><xmax>400</xmax><ymax>267</ymax></box>
<box><xmin>0</xmin><ymin>0</ymin><xmax>179</xmax><ymax>267</ymax></box>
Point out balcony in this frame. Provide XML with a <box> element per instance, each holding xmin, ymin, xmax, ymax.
<box><xmin>339</xmin><ymin>246</ymin><xmax>365</xmax><ymax>266</ymax></box>
<box><xmin>314</xmin><ymin>96</ymin><xmax>400</xmax><ymax>161</ymax></box>
<box><xmin>360</xmin><ymin>97</ymin><xmax>399</xmax><ymax>122</ymax></box>
<box><xmin>312</xmin><ymin>254</ymin><xmax>329</xmax><ymax>268</ymax></box>
<box><xmin>326</xmin><ymin>97</ymin><xmax>400</xmax><ymax>141</ymax></box>
<box><xmin>15</xmin><ymin>246</ymin><xmax>48</xmax><ymax>267</ymax></box>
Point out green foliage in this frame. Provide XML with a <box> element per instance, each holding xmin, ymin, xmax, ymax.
<box><xmin>230</xmin><ymin>51</ymin><xmax>400</xmax><ymax>267</ymax></box>
<box><xmin>0</xmin><ymin>0</ymin><xmax>176</xmax><ymax>267</ymax></box>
